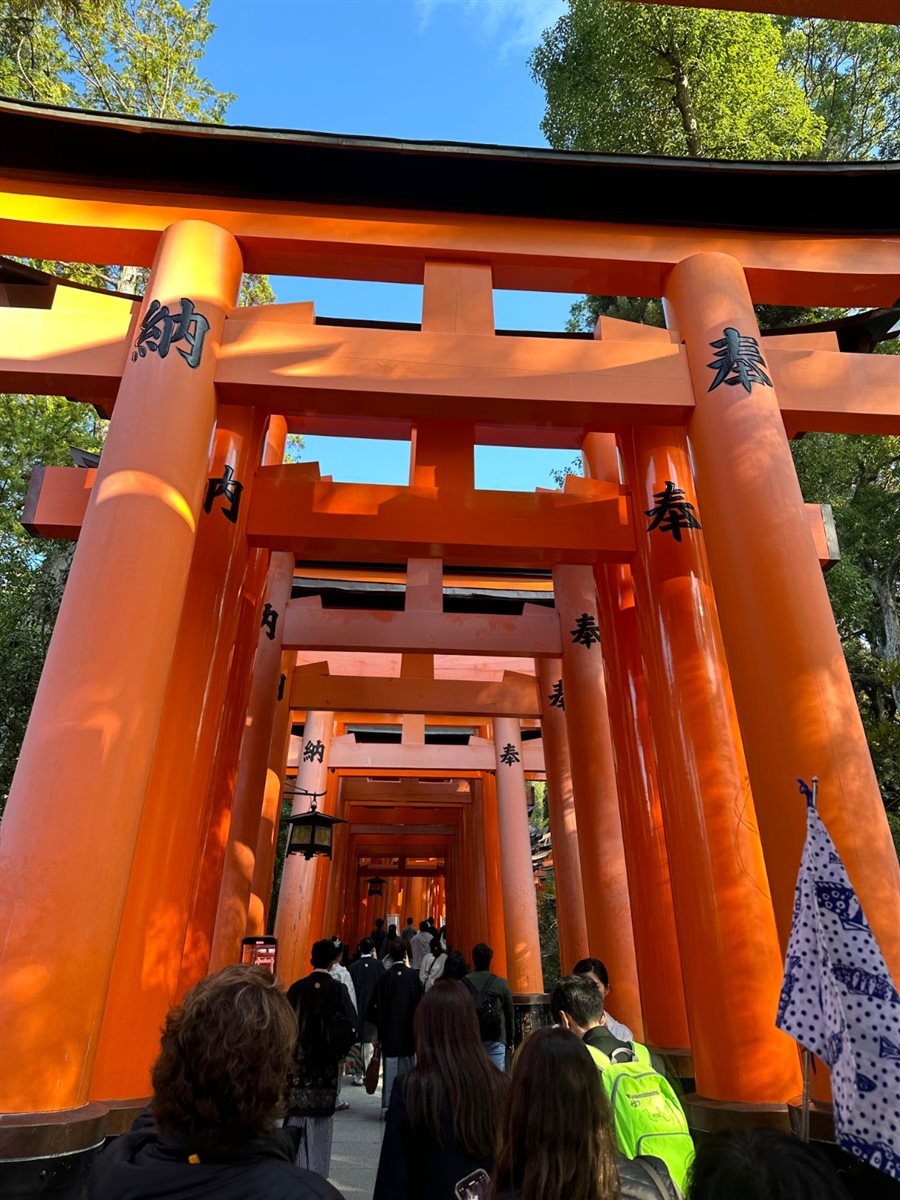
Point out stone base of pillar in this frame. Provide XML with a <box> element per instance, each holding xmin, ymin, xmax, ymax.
<box><xmin>787</xmin><ymin>1096</ymin><xmax>835</xmax><ymax>1142</ymax></box>
<box><xmin>648</xmin><ymin>1046</ymin><xmax>694</xmax><ymax>1094</ymax></box>
<box><xmin>101</xmin><ymin>1096</ymin><xmax>152</xmax><ymax>1137</ymax></box>
<box><xmin>511</xmin><ymin>992</ymin><xmax>552</xmax><ymax>1048</ymax></box>
<box><xmin>682</xmin><ymin>1094</ymin><xmax>791</xmax><ymax>1135</ymax></box>
<box><xmin>0</xmin><ymin>1102</ymin><xmax>108</xmax><ymax>1198</ymax></box>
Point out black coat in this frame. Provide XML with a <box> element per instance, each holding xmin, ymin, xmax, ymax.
<box><xmin>348</xmin><ymin>954</ymin><xmax>385</xmax><ymax>1041</ymax></box>
<box><xmin>366</xmin><ymin>961</ymin><xmax>423</xmax><ymax>1057</ymax></box>
<box><xmin>496</xmin><ymin>1153</ymin><xmax>679</xmax><ymax>1200</ymax></box>
<box><xmin>373</xmin><ymin>1074</ymin><xmax>494</xmax><ymax>1200</ymax></box>
<box><xmin>87</xmin><ymin>1112</ymin><xmax>344</xmax><ymax>1200</ymax></box>
<box><xmin>286</xmin><ymin>971</ymin><xmax>357</xmax><ymax>1118</ymax></box>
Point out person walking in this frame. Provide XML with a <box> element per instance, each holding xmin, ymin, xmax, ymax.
<box><xmin>419</xmin><ymin>935</ymin><xmax>447</xmax><ymax>992</ymax></box>
<box><xmin>409</xmin><ymin>920</ymin><xmax>434</xmax><ymax>971</ymax></box>
<box><xmin>573</xmin><ymin>956</ymin><xmax>634</xmax><ymax>1043</ymax></box>
<box><xmin>463</xmin><ymin>942</ymin><xmax>515</xmax><ymax>1071</ymax></box>
<box><xmin>367</xmin><ymin>937</ymin><xmax>423</xmax><ymax>1117</ymax></box>
<box><xmin>492</xmin><ymin>1026</ymin><xmax>680</xmax><ymax>1200</ymax></box>
<box><xmin>327</xmin><ymin>939</ymin><xmax>358</xmax><ymax>1112</ymax></box>
<box><xmin>87</xmin><ymin>967</ymin><xmax>345</xmax><ymax>1200</ymax></box>
<box><xmin>285</xmin><ymin>939</ymin><xmax>358</xmax><ymax>1177</ymax></box>
<box><xmin>372</xmin><ymin>980</ymin><xmax>509</xmax><ymax>1200</ymax></box>
<box><xmin>371</xmin><ymin>918</ymin><xmax>388</xmax><ymax>959</ymax></box>
<box><xmin>400</xmin><ymin>916</ymin><xmax>417</xmax><ymax>956</ymax></box>
<box><xmin>347</xmin><ymin>937</ymin><xmax>385</xmax><ymax>1085</ymax></box>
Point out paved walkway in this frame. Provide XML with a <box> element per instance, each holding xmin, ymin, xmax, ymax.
<box><xmin>329</xmin><ymin>1083</ymin><xmax>384</xmax><ymax>1198</ymax></box>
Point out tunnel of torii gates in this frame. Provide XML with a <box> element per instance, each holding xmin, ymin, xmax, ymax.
<box><xmin>0</xmin><ymin>97</ymin><xmax>898</xmax><ymax>1166</ymax></box>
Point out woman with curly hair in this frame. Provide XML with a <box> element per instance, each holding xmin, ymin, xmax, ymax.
<box><xmin>491</xmin><ymin>1027</ymin><xmax>679</xmax><ymax>1200</ymax></box>
<box><xmin>373</xmin><ymin>979</ymin><xmax>509</xmax><ymax>1200</ymax></box>
<box><xmin>88</xmin><ymin>966</ymin><xmax>344</xmax><ymax>1200</ymax></box>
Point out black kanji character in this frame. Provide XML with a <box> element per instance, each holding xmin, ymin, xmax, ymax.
<box><xmin>707</xmin><ymin>327</ymin><xmax>773</xmax><ymax>394</ymax></box>
<box><xmin>548</xmin><ymin>679</ymin><xmax>565</xmax><ymax>710</ymax></box>
<box><xmin>132</xmin><ymin>297</ymin><xmax>210</xmax><ymax>369</ymax></box>
<box><xmin>260</xmin><ymin>603</ymin><xmax>279</xmax><ymax>640</ymax></box>
<box><xmin>203</xmin><ymin>463</ymin><xmax>243</xmax><ymax>524</ymax></box>
<box><xmin>303</xmin><ymin>739</ymin><xmax>325</xmax><ymax>764</ymax></box>
<box><xmin>645</xmin><ymin>480</ymin><xmax>701</xmax><ymax>543</ymax></box>
<box><xmin>570</xmin><ymin>612</ymin><xmax>601</xmax><ymax>649</ymax></box>
<box><xmin>499</xmin><ymin>743</ymin><xmax>520</xmax><ymax>766</ymax></box>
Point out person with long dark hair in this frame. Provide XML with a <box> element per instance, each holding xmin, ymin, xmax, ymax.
<box><xmin>373</xmin><ymin>979</ymin><xmax>509</xmax><ymax>1200</ymax></box>
<box><xmin>491</xmin><ymin>1026</ymin><xmax>679</xmax><ymax>1200</ymax></box>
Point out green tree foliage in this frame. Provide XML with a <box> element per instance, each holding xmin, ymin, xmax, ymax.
<box><xmin>0</xmin><ymin>0</ymin><xmax>275</xmax><ymax>807</ymax></box>
<box><xmin>530</xmin><ymin>1</ymin><xmax>825</xmax><ymax>159</ymax></box>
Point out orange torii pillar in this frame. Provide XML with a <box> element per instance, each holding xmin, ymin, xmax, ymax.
<box><xmin>479</xmin><ymin>774</ymin><xmax>509</xmax><ymax>979</ymax></box>
<box><xmin>618</xmin><ymin>423</ymin><xmax>800</xmax><ymax>1106</ymax></box>
<box><xmin>535</xmin><ymin>658</ymin><xmax>590</xmax><ymax>972</ymax></box>
<box><xmin>178</xmin><ymin>419</ymin><xmax>287</xmax><ymax>991</ymax></box>
<box><xmin>553</xmin><ymin>564</ymin><xmax>644</xmax><ymax>1039</ymax></box>
<box><xmin>667</xmin><ymin>253</ymin><xmax>900</xmax><ymax>985</ymax></box>
<box><xmin>492</xmin><ymin>718</ymin><xmax>543</xmax><ymax>994</ymax></box>
<box><xmin>583</xmin><ymin>432</ymin><xmax>689</xmax><ymax>1053</ymax></box>
<box><xmin>274</xmin><ymin>710</ymin><xmax>335</xmax><ymax>983</ymax></box>
<box><xmin>247</xmin><ymin>652</ymin><xmax>296</xmax><ymax>936</ymax></box>
<box><xmin>0</xmin><ymin>220</ymin><xmax>242</xmax><ymax>1125</ymax></box>
<box><xmin>210</xmin><ymin>550</ymin><xmax>296</xmax><ymax>970</ymax></box>
<box><xmin>90</xmin><ymin>403</ymin><xmax>268</xmax><ymax>1106</ymax></box>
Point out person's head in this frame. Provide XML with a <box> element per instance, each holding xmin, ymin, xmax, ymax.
<box><xmin>472</xmin><ymin>942</ymin><xmax>493</xmax><ymax>971</ymax></box>
<box><xmin>405</xmin><ymin>980</ymin><xmax>509</xmax><ymax>1156</ymax></box>
<box><xmin>152</xmin><ymin>966</ymin><xmax>297</xmax><ymax>1151</ymax></box>
<box><xmin>550</xmin><ymin>976</ymin><xmax>604</xmax><ymax>1037</ymax></box>
<box><xmin>387</xmin><ymin>923</ymin><xmax>397</xmax><ymax>937</ymax></box>
<box><xmin>429</xmin><ymin>935</ymin><xmax>445</xmax><ymax>957</ymax></box>
<box><xmin>387</xmin><ymin>936</ymin><xmax>406</xmax><ymax>963</ymax></box>
<box><xmin>406</xmin><ymin>917</ymin><xmax>414</xmax><ymax>927</ymax></box>
<box><xmin>310</xmin><ymin>937</ymin><xmax>336</xmax><ymax>969</ymax></box>
<box><xmin>573</xmin><ymin>957</ymin><xmax>610</xmax><ymax>1000</ymax></box>
<box><xmin>374</xmin><ymin>918</ymin><xmax>384</xmax><ymax>930</ymax></box>
<box><xmin>493</xmin><ymin>1026</ymin><xmax>618</xmax><ymax>1200</ymax></box>
<box><xmin>419</xmin><ymin>919</ymin><xmax>430</xmax><ymax>932</ymax></box>
<box><xmin>330</xmin><ymin>938</ymin><xmax>344</xmax><ymax>965</ymax></box>
<box><xmin>358</xmin><ymin>937</ymin><xmax>374</xmax><ymax>954</ymax></box>
<box><xmin>442</xmin><ymin>949</ymin><xmax>469</xmax><ymax>980</ymax></box>
<box><xmin>688</xmin><ymin>1129</ymin><xmax>852</xmax><ymax>1200</ymax></box>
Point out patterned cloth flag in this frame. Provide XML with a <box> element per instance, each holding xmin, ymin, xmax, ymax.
<box><xmin>776</xmin><ymin>780</ymin><xmax>900</xmax><ymax>1179</ymax></box>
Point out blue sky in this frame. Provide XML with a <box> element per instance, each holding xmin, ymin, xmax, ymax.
<box><xmin>203</xmin><ymin>0</ymin><xmax>582</xmax><ymax>489</ymax></box>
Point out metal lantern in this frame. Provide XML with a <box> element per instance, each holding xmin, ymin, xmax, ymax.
<box><xmin>282</xmin><ymin>789</ymin><xmax>346</xmax><ymax>861</ymax></box>
<box><xmin>367</xmin><ymin>876</ymin><xmax>387</xmax><ymax>898</ymax></box>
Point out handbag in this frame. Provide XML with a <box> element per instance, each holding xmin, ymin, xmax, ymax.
<box><xmin>364</xmin><ymin>1043</ymin><xmax>382</xmax><ymax>1095</ymax></box>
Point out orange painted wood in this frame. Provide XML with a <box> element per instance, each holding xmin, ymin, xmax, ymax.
<box><xmin>3</xmin><ymin>180</ymin><xmax>897</xmax><ymax>305</ymax></box>
<box><xmin>536</xmin><ymin>658</ymin><xmax>589</xmax><ymax>973</ymax></box>
<box><xmin>667</xmin><ymin>251</ymin><xmax>900</xmax><ymax>991</ymax></box>
<box><xmin>479</xmin><ymin>774</ymin><xmax>509</xmax><ymax>980</ymax></box>
<box><xmin>282</xmin><ymin>598</ymin><xmax>562</xmax><ymax>657</ymax></box>
<box><xmin>274</xmin><ymin>710</ymin><xmax>335</xmax><ymax>983</ymax></box>
<box><xmin>247</xmin><ymin>653</ymin><xmax>295</xmax><ymax>936</ymax></box>
<box><xmin>289</xmin><ymin>669</ymin><xmax>542</xmax><ymax>718</ymax></box>
<box><xmin>210</xmin><ymin>550</ymin><xmax>296</xmax><ymax>971</ymax></box>
<box><xmin>0</xmin><ymin>220</ymin><xmax>243</xmax><ymax>1116</ymax></box>
<box><xmin>620</xmin><ymin>423</ymin><xmax>801</xmax><ymax>1103</ymax></box>
<box><xmin>493</xmin><ymin>719</ymin><xmax>543</xmax><ymax>993</ymax></box>
<box><xmin>90</xmin><ymin>404</ymin><xmax>268</xmax><ymax>1105</ymax></box>
<box><xmin>553</xmin><ymin>564</ymin><xmax>644</xmax><ymax>1040</ymax></box>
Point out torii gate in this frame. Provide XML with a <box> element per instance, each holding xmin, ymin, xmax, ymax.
<box><xmin>0</xmin><ymin>97</ymin><xmax>898</xmax><ymax>1177</ymax></box>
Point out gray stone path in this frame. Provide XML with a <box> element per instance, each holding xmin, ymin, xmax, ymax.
<box><xmin>328</xmin><ymin>1083</ymin><xmax>384</xmax><ymax>1199</ymax></box>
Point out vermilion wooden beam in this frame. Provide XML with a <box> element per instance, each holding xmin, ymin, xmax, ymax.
<box><xmin>290</xmin><ymin>668</ymin><xmax>542</xmax><ymax>717</ymax></box>
<box><xmin>282</xmin><ymin>597</ymin><xmax>561</xmax><ymax>656</ymax></box>
<box><xmin>325</xmin><ymin>740</ymin><xmax>546</xmax><ymax>772</ymax></box>
<box><xmin>3</xmin><ymin>304</ymin><xmax>897</xmax><ymax>435</ymax></box>
<box><xmin>3</xmin><ymin>183</ymin><xmax>897</xmax><ymax>306</ymax></box>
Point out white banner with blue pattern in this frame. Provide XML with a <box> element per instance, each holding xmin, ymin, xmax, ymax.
<box><xmin>776</xmin><ymin>780</ymin><xmax>900</xmax><ymax>1179</ymax></box>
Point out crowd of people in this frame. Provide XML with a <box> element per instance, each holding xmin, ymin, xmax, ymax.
<box><xmin>87</xmin><ymin>917</ymin><xmax>864</xmax><ymax>1200</ymax></box>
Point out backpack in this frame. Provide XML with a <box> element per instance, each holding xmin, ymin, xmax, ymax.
<box><xmin>466</xmin><ymin>974</ymin><xmax>504</xmax><ymax>1043</ymax></box>
<box><xmin>586</xmin><ymin>1041</ymin><xmax>694</xmax><ymax>1193</ymax></box>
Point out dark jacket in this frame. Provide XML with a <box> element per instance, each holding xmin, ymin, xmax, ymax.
<box><xmin>87</xmin><ymin>1112</ymin><xmax>344</xmax><ymax>1200</ymax></box>
<box><xmin>373</xmin><ymin>1074</ymin><xmax>494</xmax><ymax>1200</ymax></box>
<box><xmin>367</xmin><ymin>961</ymin><xmax>423</xmax><ymax>1057</ymax></box>
<box><xmin>463</xmin><ymin>970</ymin><xmax>516</xmax><ymax>1048</ymax></box>
<box><xmin>348</xmin><ymin>954</ymin><xmax>385</xmax><ymax>1041</ymax></box>
<box><xmin>496</xmin><ymin>1153</ymin><xmax>679</xmax><ymax>1200</ymax></box>
<box><xmin>286</xmin><ymin>970</ymin><xmax>357</xmax><ymax>1118</ymax></box>
<box><xmin>372</xmin><ymin>926</ymin><xmax>388</xmax><ymax>958</ymax></box>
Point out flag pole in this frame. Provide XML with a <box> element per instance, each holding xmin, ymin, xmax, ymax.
<box><xmin>799</xmin><ymin>776</ymin><xmax>818</xmax><ymax>1144</ymax></box>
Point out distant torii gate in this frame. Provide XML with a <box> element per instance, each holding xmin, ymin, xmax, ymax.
<box><xmin>0</xmin><ymin>98</ymin><xmax>898</xmax><ymax>1177</ymax></box>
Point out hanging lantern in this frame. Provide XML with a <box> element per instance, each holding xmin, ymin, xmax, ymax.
<box><xmin>282</xmin><ymin>789</ymin><xmax>346</xmax><ymax>861</ymax></box>
<box><xmin>368</xmin><ymin>876</ymin><xmax>387</xmax><ymax>898</ymax></box>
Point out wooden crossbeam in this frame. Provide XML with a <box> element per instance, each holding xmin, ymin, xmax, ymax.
<box><xmin>290</xmin><ymin>668</ymin><xmax>542</xmax><ymax>717</ymax></box>
<box><xmin>325</xmin><ymin>739</ymin><xmax>546</xmax><ymax>772</ymax></box>
<box><xmin>3</xmin><ymin>185</ymin><xmax>897</xmax><ymax>306</ymax></box>
<box><xmin>3</xmin><ymin>303</ymin><xmax>896</xmax><ymax>435</ymax></box>
<box><xmin>282</xmin><ymin>597</ymin><xmax>561</xmax><ymax>656</ymax></box>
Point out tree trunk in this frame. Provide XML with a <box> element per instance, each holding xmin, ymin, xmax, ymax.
<box><xmin>869</xmin><ymin>557</ymin><xmax>900</xmax><ymax>713</ymax></box>
<box><xmin>661</xmin><ymin>41</ymin><xmax>702</xmax><ymax>157</ymax></box>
